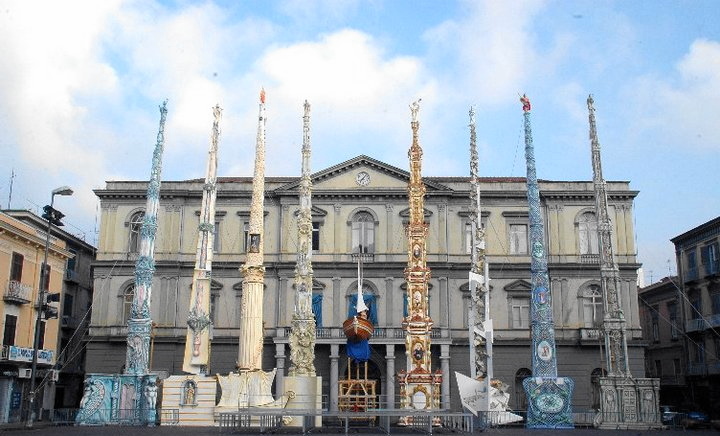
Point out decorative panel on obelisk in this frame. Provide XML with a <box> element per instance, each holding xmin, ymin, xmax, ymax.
<box><xmin>397</xmin><ymin>100</ymin><xmax>442</xmax><ymax>426</ymax></box>
<box><xmin>161</xmin><ymin>104</ymin><xmax>223</xmax><ymax>426</ymax></box>
<box><xmin>284</xmin><ymin>100</ymin><xmax>322</xmax><ymax>425</ymax></box>
<box><xmin>77</xmin><ymin>101</ymin><xmax>168</xmax><ymax>426</ymax></box>
<box><xmin>519</xmin><ymin>95</ymin><xmax>574</xmax><ymax>429</ymax></box>
<box><xmin>587</xmin><ymin>95</ymin><xmax>660</xmax><ymax>429</ymax></box>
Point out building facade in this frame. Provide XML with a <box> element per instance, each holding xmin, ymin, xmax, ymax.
<box><xmin>638</xmin><ymin>276</ymin><xmax>686</xmax><ymax>407</ymax></box>
<box><xmin>0</xmin><ymin>211</ymin><xmax>74</xmax><ymax>422</ymax></box>
<box><xmin>671</xmin><ymin>216</ymin><xmax>720</xmax><ymax>418</ymax></box>
<box><xmin>86</xmin><ymin>155</ymin><xmax>646</xmax><ymax>412</ymax></box>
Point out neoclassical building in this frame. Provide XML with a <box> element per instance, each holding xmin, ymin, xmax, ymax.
<box><xmin>86</xmin><ymin>155</ymin><xmax>645</xmax><ymax>412</ymax></box>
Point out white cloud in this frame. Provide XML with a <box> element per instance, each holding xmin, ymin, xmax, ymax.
<box><xmin>423</xmin><ymin>0</ymin><xmax>547</xmax><ymax>105</ymax></box>
<box><xmin>629</xmin><ymin>39</ymin><xmax>720</xmax><ymax>151</ymax></box>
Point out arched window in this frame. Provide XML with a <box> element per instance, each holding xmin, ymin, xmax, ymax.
<box><xmin>514</xmin><ymin>368</ymin><xmax>532</xmax><ymax>410</ymax></box>
<box><xmin>590</xmin><ymin>368</ymin><xmax>607</xmax><ymax>410</ymax></box>
<box><xmin>578</xmin><ymin>212</ymin><xmax>599</xmax><ymax>255</ymax></box>
<box><xmin>123</xmin><ymin>286</ymin><xmax>135</xmax><ymax>322</ymax></box>
<box><xmin>351</xmin><ymin>211</ymin><xmax>375</xmax><ymax>253</ymax></box>
<box><xmin>128</xmin><ymin>211</ymin><xmax>145</xmax><ymax>254</ymax></box>
<box><xmin>582</xmin><ymin>285</ymin><xmax>604</xmax><ymax>328</ymax></box>
<box><xmin>348</xmin><ymin>287</ymin><xmax>378</xmax><ymax>325</ymax></box>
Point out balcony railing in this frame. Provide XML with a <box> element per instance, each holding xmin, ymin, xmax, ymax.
<box><xmin>687</xmin><ymin>362</ymin><xmax>706</xmax><ymax>376</ymax></box>
<box><xmin>686</xmin><ymin>318</ymin><xmax>708</xmax><ymax>333</ymax></box>
<box><xmin>4</xmin><ymin>280</ymin><xmax>32</xmax><ymax>304</ymax></box>
<box><xmin>704</xmin><ymin>260</ymin><xmax>720</xmax><ymax>277</ymax></box>
<box><xmin>580</xmin><ymin>254</ymin><xmax>599</xmax><ymax>264</ymax></box>
<box><xmin>579</xmin><ymin>328</ymin><xmax>602</xmax><ymax>341</ymax></box>
<box><xmin>283</xmin><ymin>326</ymin><xmax>443</xmax><ymax>340</ymax></box>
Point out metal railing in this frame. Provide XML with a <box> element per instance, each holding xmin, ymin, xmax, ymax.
<box><xmin>4</xmin><ymin>280</ymin><xmax>32</xmax><ymax>303</ymax></box>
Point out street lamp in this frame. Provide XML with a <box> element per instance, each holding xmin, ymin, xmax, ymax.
<box><xmin>26</xmin><ymin>186</ymin><xmax>73</xmax><ymax>428</ymax></box>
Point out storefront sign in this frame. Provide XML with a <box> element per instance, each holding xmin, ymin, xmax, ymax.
<box><xmin>7</xmin><ymin>346</ymin><xmax>54</xmax><ymax>365</ymax></box>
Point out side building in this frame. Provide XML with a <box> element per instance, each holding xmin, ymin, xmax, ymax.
<box><xmin>0</xmin><ymin>211</ymin><xmax>74</xmax><ymax>422</ymax></box>
<box><xmin>86</xmin><ymin>155</ymin><xmax>645</xmax><ymax>412</ymax></box>
<box><xmin>638</xmin><ymin>276</ymin><xmax>685</xmax><ymax>408</ymax></box>
<box><xmin>4</xmin><ymin>211</ymin><xmax>96</xmax><ymax>411</ymax></box>
<box><xmin>671</xmin><ymin>216</ymin><xmax>720</xmax><ymax>418</ymax></box>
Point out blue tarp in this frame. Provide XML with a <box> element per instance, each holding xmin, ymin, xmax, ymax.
<box><xmin>346</xmin><ymin>339</ymin><xmax>370</xmax><ymax>362</ymax></box>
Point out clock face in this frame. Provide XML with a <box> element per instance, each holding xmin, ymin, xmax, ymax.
<box><xmin>356</xmin><ymin>171</ymin><xmax>370</xmax><ymax>186</ymax></box>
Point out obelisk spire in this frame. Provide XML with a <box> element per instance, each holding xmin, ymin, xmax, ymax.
<box><xmin>237</xmin><ymin>89</ymin><xmax>267</xmax><ymax>371</ymax></box>
<box><xmin>468</xmin><ymin>107</ymin><xmax>492</xmax><ymax>389</ymax></box>
<box><xmin>288</xmin><ymin>100</ymin><xmax>317</xmax><ymax>376</ymax></box>
<box><xmin>520</xmin><ymin>95</ymin><xmax>574</xmax><ymax>428</ymax></box>
<box><xmin>587</xmin><ymin>95</ymin><xmax>630</xmax><ymax>376</ymax></box>
<box><xmin>183</xmin><ymin>104</ymin><xmax>222</xmax><ymax>374</ymax></box>
<box><xmin>125</xmin><ymin>100</ymin><xmax>168</xmax><ymax>375</ymax></box>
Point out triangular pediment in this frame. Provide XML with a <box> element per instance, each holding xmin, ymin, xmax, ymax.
<box><xmin>275</xmin><ymin>155</ymin><xmax>450</xmax><ymax>193</ymax></box>
<box><xmin>504</xmin><ymin>279</ymin><xmax>532</xmax><ymax>293</ymax></box>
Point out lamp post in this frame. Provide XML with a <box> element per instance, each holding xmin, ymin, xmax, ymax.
<box><xmin>26</xmin><ymin>186</ymin><xmax>72</xmax><ymax>428</ymax></box>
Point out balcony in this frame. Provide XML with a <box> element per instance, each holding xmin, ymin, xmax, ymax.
<box><xmin>580</xmin><ymin>254</ymin><xmax>599</xmax><ymax>264</ymax></box>
<box><xmin>64</xmin><ymin>269</ymin><xmax>79</xmax><ymax>283</ymax></box>
<box><xmin>704</xmin><ymin>260</ymin><xmax>720</xmax><ymax>277</ymax></box>
<box><xmin>281</xmin><ymin>326</ymin><xmax>446</xmax><ymax>341</ymax></box>
<box><xmin>687</xmin><ymin>362</ymin><xmax>707</xmax><ymax>376</ymax></box>
<box><xmin>4</xmin><ymin>280</ymin><xmax>32</xmax><ymax>304</ymax></box>
<box><xmin>686</xmin><ymin>318</ymin><xmax>708</xmax><ymax>333</ymax></box>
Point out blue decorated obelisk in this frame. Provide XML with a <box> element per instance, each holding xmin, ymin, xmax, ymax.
<box><xmin>519</xmin><ymin>95</ymin><xmax>574</xmax><ymax>429</ymax></box>
<box><xmin>76</xmin><ymin>101</ymin><xmax>168</xmax><ymax>425</ymax></box>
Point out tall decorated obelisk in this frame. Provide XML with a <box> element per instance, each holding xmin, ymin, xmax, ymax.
<box><xmin>519</xmin><ymin>95</ymin><xmax>574</xmax><ymax>429</ymax></box>
<box><xmin>467</xmin><ymin>107</ymin><xmax>492</xmax><ymax>386</ymax></box>
<box><xmin>76</xmin><ymin>101</ymin><xmax>168</xmax><ymax>425</ymax></box>
<box><xmin>183</xmin><ymin>104</ymin><xmax>222</xmax><ymax>375</ymax></box>
<box><xmin>238</xmin><ymin>89</ymin><xmax>268</xmax><ymax>371</ymax></box>
<box><xmin>284</xmin><ymin>100</ymin><xmax>322</xmax><ymax>423</ymax></box>
<box><xmin>288</xmin><ymin>100</ymin><xmax>316</xmax><ymax>377</ymax></box>
<box><xmin>587</xmin><ymin>95</ymin><xmax>660</xmax><ymax>429</ymax></box>
<box><xmin>159</xmin><ymin>105</ymin><xmax>223</xmax><ymax>426</ymax></box>
<box><xmin>397</xmin><ymin>100</ymin><xmax>442</xmax><ymax>425</ymax></box>
<box><xmin>215</xmin><ymin>90</ymin><xmax>287</xmax><ymax>412</ymax></box>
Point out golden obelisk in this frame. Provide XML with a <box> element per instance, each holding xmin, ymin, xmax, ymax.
<box><xmin>397</xmin><ymin>100</ymin><xmax>442</xmax><ymax>425</ymax></box>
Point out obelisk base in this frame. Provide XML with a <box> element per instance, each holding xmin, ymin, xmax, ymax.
<box><xmin>284</xmin><ymin>376</ymin><xmax>322</xmax><ymax>427</ymax></box>
<box><xmin>397</xmin><ymin>370</ymin><xmax>442</xmax><ymax>426</ymax></box>
<box><xmin>161</xmin><ymin>374</ymin><xmax>217</xmax><ymax>426</ymax></box>
<box><xmin>523</xmin><ymin>376</ymin><xmax>574</xmax><ymax>429</ymax></box>
<box><xmin>597</xmin><ymin>376</ymin><xmax>661</xmax><ymax>430</ymax></box>
<box><xmin>76</xmin><ymin>373</ymin><xmax>158</xmax><ymax>426</ymax></box>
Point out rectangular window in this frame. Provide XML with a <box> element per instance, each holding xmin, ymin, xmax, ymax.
<box><xmin>668</xmin><ymin>302</ymin><xmax>679</xmax><ymax>340</ymax></box>
<box><xmin>687</xmin><ymin>249</ymin><xmax>697</xmax><ymax>268</ymax></box>
<box><xmin>690</xmin><ymin>294</ymin><xmax>702</xmax><ymax>319</ymax></box>
<box><xmin>213</xmin><ymin>221</ymin><xmax>220</xmax><ymax>253</ymax></box>
<box><xmin>41</xmin><ymin>264</ymin><xmax>51</xmax><ymax>291</ymax></box>
<box><xmin>465</xmin><ymin>223</ymin><xmax>472</xmax><ymax>255</ymax></box>
<box><xmin>38</xmin><ymin>320</ymin><xmax>46</xmax><ymax>349</ymax></box>
<box><xmin>242</xmin><ymin>222</ymin><xmax>250</xmax><ymax>252</ymax></box>
<box><xmin>654</xmin><ymin>360</ymin><xmax>662</xmax><ymax>377</ymax></box>
<box><xmin>66</xmin><ymin>249</ymin><xmax>77</xmax><ymax>273</ymax></box>
<box><xmin>674</xmin><ymin>358</ymin><xmax>681</xmax><ymax>376</ymax></box>
<box><xmin>312</xmin><ymin>222</ymin><xmax>320</xmax><ymax>252</ymax></box>
<box><xmin>63</xmin><ymin>293</ymin><xmax>74</xmax><ymax>317</ymax></box>
<box><xmin>651</xmin><ymin>309</ymin><xmax>660</xmax><ymax>342</ymax></box>
<box><xmin>702</xmin><ymin>242</ymin><xmax>720</xmax><ymax>275</ymax></box>
<box><xmin>509</xmin><ymin>224</ymin><xmax>528</xmax><ymax>254</ymax></box>
<box><xmin>3</xmin><ymin>315</ymin><xmax>17</xmax><ymax>346</ymax></box>
<box><xmin>511</xmin><ymin>298</ymin><xmax>530</xmax><ymax>329</ymax></box>
<box><xmin>10</xmin><ymin>252</ymin><xmax>23</xmax><ymax>282</ymax></box>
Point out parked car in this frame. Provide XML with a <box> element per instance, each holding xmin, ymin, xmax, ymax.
<box><xmin>682</xmin><ymin>410</ymin><xmax>710</xmax><ymax>429</ymax></box>
<box><xmin>660</xmin><ymin>405</ymin><xmax>679</xmax><ymax>425</ymax></box>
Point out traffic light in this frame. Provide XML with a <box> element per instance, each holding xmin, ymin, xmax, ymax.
<box><xmin>42</xmin><ymin>205</ymin><xmax>65</xmax><ymax>227</ymax></box>
<box><xmin>42</xmin><ymin>293</ymin><xmax>61</xmax><ymax>319</ymax></box>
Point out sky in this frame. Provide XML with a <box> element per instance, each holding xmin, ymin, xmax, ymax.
<box><xmin>0</xmin><ymin>0</ymin><xmax>718</xmax><ymax>285</ymax></box>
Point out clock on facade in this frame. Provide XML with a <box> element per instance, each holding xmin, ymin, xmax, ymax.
<box><xmin>355</xmin><ymin>171</ymin><xmax>370</xmax><ymax>186</ymax></box>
